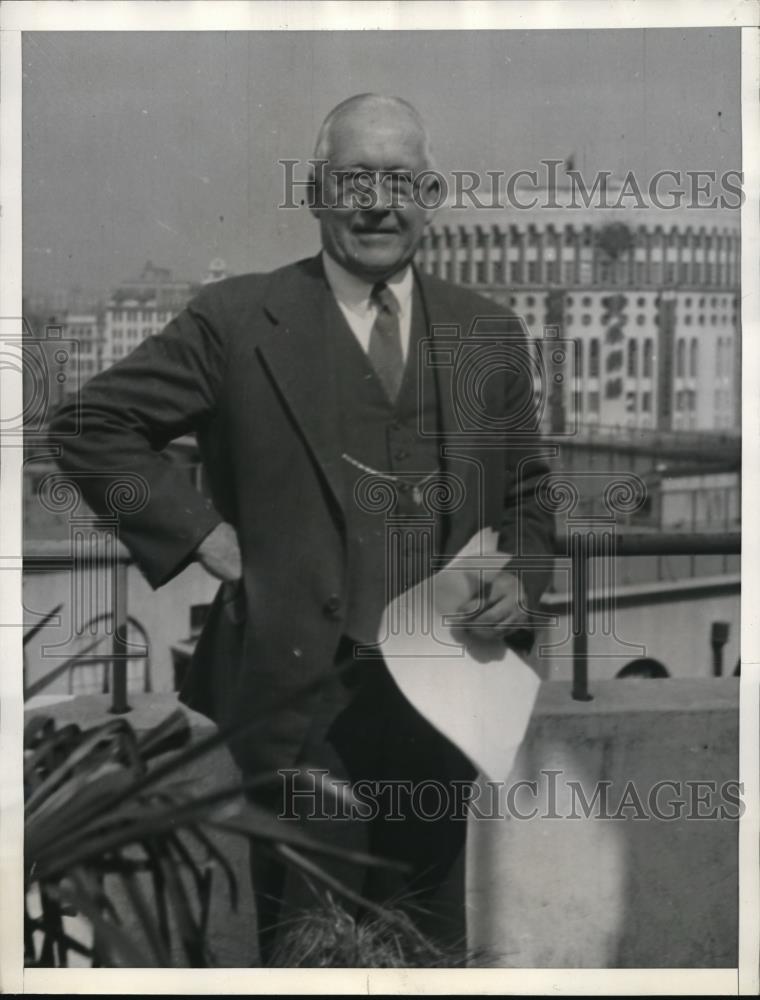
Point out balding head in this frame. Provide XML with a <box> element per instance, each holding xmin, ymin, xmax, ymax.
<box><xmin>314</xmin><ymin>94</ymin><xmax>434</xmax><ymax>169</ymax></box>
<box><xmin>310</xmin><ymin>93</ymin><xmax>439</xmax><ymax>283</ymax></box>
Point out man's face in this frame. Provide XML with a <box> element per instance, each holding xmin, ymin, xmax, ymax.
<box><xmin>312</xmin><ymin>110</ymin><xmax>435</xmax><ymax>283</ymax></box>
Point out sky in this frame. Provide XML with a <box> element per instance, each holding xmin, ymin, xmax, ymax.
<box><xmin>22</xmin><ymin>28</ymin><xmax>741</xmax><ymax>301</ymax></box>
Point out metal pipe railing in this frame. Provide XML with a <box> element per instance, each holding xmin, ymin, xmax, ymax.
<box><xmin>25</xmin><ymin>541</ymin><xmax>132</xmax><ymax>712</ymax></box>
<box><xmin>567</xmin><ymin>531</ymin><xmax>740</xmax><ymax>701</ymax></box>
<box><xmin>24</xmin><ymin>530</ymin><xmax>741</xmax><ymax>710</ymax></box>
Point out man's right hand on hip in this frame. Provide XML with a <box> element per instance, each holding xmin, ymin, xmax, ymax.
<box><xmin>195</xmin><ymin>522</ymin><xmax>243</xmax><ymax>582</ymax></box>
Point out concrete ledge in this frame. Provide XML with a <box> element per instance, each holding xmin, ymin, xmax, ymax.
<box><xmin>27</xmin><ymin>682</ymin><xmax>740</xmax><ymax>968</ymax></box>
<box><xmin>533</xmin><ymin>677</ymin><xmax>739</xmax><ymax>715</ymax></box>
<box><xmin>467</xmin><ymin>678</ymin><xmax>739</xmax><ymax>968</ymax></box>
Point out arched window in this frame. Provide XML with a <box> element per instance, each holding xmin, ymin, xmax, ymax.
<box><xmin>690</xmin><ymin>338</ymin><xmax>698</xmax><ymax>377</ymax></box>
<box><xmin>627</xmin><ymin>339</ymin><xmax>638</xmax><ymax>377</ymax></box>
<box><xmin>617</xmin><ymin>658</ymin><xmax>670</xmax><ymax>679</ymax></box>
<box><xmin>676</xmin><ymin>339</ymin><xmax>686</xmax><ymax>378</ymax></box>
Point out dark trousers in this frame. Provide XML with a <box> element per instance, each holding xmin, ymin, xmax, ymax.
<box><xmin>248</xmin><ymin>638</ymin><xmax>476</xmax><ymax>966</ymax></box>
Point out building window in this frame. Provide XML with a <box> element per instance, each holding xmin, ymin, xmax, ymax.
<box><xmin>525</xmin><ymin>313</ymin><xmax>536</xmax><ymax>326</ymax></box>
<box><xmin>112</xmin><ymin>310</ymin><xmax>122</xmax><ymax>322</ymax></box>
<box><xmin>684</xmin><ymin>315</ymin><xmax>692</xmax><ymax>326</ymax></box>
<box><xmin>636</xmin><ymin>314</ymin><xmax>645</xmax><ymax>326</ymax></box>
<box><xmin>581</xmin><ymin>314</ymin><xmax>592</xmax><ymax>327</ymax></box>
<box><xmin>510</xmin><ymin>261</ymin><xmax>523</xmax><ymax>283</ymax></box>
<box><xmin>566</xmin><ymin>314</ymin><xmax>574</xmax><ymax>325</ymax></box>
<box><xmin>690</xmin><ymin>339</ymin><xmax>698</xmax><ymax>377</ymax></box>
<box><xmin>676</xmin><ymin>339</ymin><xmax>685</xmax><ymax>377</ymax></box>
<box><xmin>710</xmin><ymin>315</ymin><xmax>717</xmax><ymax>325</ymax></box>
<box><xmin>589</xmin><ymin>339</ymin><xmax>600</xmax><ymax>377</ymax></box>
<box><xmin>493</xmin><ymin>262</ymin><xmax>505</xmax><ymax>282</ymax></box>
<box><xmin>528</xmin><ymin>261</ymin><xmax>539</xmax><ymax>283</ymax></box>
<box><xmin>575</xmin><ymin>339</ymin><xmax>583</xmax><ymax>376</ymax></box>
<box><xmin>573</xmin><ymin>390</ymin><xmax>583</xmax><ymax>413</ymax></box>
<box><xmin>716</xmin><ymin>338</ymin><xmax>723</xmax><ymax>376</ymax></box>
<box><xmin>582</xmin><ymin>296</ymin><xmax>592</xmax><ymax>307</ymax></box>
<box><xmin>566</xmin><ymin>295</ymin><xmax>574</xmax><ymax>306</ymax></box>
<box><xmin>636</xmin><ymin>296</ymin><xmax>646</xmax><ymax>307</ymax></box>
<box><xmin>526</xmin><ymin>296</ymin><xmax>535</xmax><ymax>307</ymax></box>
<box><xmin>641</xmin><ymin>391</ymin><xmax>652</xmax><ymax>412</ymax></box>
<box><xmin>460</xmin><ymin>261</ymin><xmax>469</xmax><ymax>282</ymax></box>
<box><xmin>588</xmin><ymin>390</ymin><xmax>600</xmax><ymax>412</ymax></box>
<box><xmin>625</xmin><ymin>391</ymin><xmax>636</xmax><ymax>413</ymax></box>
<box><xmin>627</xmin><ymin>339</ymin><xmax>638</xmax><ymax>376</ymax></box>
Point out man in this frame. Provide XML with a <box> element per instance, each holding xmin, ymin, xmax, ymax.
<box><xmin>50</xmin><ymin>94</ymin><xmax>555</xmax><ymax>963</ymax></box>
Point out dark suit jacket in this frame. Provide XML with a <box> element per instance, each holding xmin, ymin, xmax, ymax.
<box><xmin>49</xmin><ymin>255</ymin><xmax>555</xmax><ymax>775</ymax></box>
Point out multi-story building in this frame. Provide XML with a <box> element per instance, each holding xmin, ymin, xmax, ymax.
<box><xmin>64</xmin><ymin>312</ymin><xmax>103</xmax><ymax>386</ymax></box>
<box><xmin>103</xmin><ymin>259</ymin><xmax>232</xmax><ymax>368</ymax></box>
<box><xmin>417</xmin><ymin>181</ymin><xmax>740</xmax><ymax>434</ymax></box>
<box><xmin>103</xmin><ymin>261</ymin><xmax>196</xmax><ymax>368</ymax></box>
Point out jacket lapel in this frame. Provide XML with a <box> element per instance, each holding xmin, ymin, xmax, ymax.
<box><xmin>257</xmin><ymin>256</ymin><xmax>347</xmax><ymax>522</ymax></box>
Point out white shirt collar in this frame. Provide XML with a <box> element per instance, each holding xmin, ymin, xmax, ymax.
<box><xmin>322</xmin><ymin>251</ymin><xmax>414</xmax><ymax>317</ymax></box>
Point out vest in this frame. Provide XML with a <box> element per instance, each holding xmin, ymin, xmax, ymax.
<box><xmin>328</xmin><ymin>284</ymin><xmax>445</xmax><ymax>644</ymax></box>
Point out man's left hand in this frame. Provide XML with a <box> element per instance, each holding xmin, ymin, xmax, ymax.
<box><xmin>456</xmin><ymin>570</ymin><xmax>530</xmax><ymax>641</ymax></box>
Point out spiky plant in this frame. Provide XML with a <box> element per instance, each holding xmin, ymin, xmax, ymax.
<box><xmin>24</xmin><ymin>709</ymin><xmax>394</xmax><ymax>967</ymax></box>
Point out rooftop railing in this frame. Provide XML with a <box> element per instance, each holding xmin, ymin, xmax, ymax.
<box><xmin>24</xmin><ymin>530</ymin><xmax>741</xmax><ymax>714</ymax></box>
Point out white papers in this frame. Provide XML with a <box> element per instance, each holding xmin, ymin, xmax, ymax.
<box><xmin>378</xmin><ymin>528</ymin><xmax>541</xmax><ymax>782</ymax></box>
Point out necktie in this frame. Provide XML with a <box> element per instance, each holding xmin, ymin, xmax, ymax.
<box><xmin>368</xmin><ymin>282</ymin><xmax>404</xmax><ymax>402</ymax></box>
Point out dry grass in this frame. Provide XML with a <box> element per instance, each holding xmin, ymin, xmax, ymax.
<box><xmin>267</xmin><ymin>895</ymin><xmax>483</xmax><ymax>968</ymax></box>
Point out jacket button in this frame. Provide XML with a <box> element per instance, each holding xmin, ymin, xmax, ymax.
<box><xmin>324</xmin><ymin>594</ymin><xmax>342</xmax><ymax>618</ymax></box>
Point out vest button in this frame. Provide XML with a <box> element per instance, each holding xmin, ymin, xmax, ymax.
<box><xmin>324</xmin><ymin>594</ymin><xmax>342</xmax><ymax>618</ymax></box>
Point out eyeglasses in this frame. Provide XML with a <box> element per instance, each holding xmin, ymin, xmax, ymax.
<box><xmin>326</xmin><ymin>169</ymin><xmax>419</xmax><ymax>208</ymax></box>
